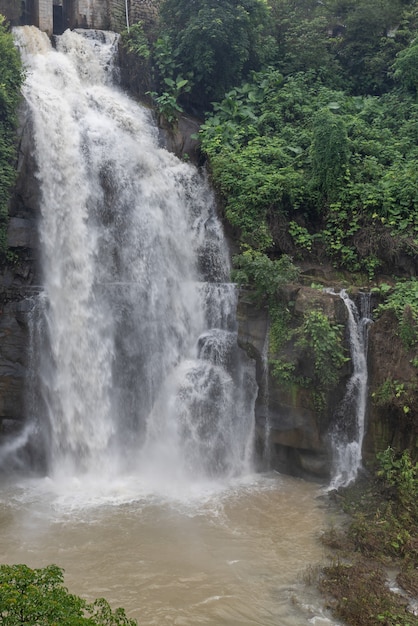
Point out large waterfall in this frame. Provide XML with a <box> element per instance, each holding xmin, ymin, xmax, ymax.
<box><xmin>13</xmin><ymin>26</ymin><xmax>257</xmax><ymax>494</ymax></box>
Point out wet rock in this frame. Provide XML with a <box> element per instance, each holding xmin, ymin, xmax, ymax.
<box><xmin>364</xmin><ymin>308</ymin><xmax>418</xmax><ymax>461</ymax></box>
<box><xmin>158</xmin><ymin>115</ymin><xmax>202</xmax><ymax>164</ymax></box>
<box><xmin>237</xmin><ymin>285</ymin><xmax>350</xmax><ymax>479</ymax></box>
<box><xmin>0</xmin><ymin>300</ymin><xmax>32</xmax><ymax>420</ymax></box>
<box><xmin>7</xmin><ymin>217</ymin><xmax>37</xmax><ymax>249</ymax></box>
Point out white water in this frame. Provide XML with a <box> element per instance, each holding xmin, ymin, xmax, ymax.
<box><xmin>0</xmin><ymin>27</ymin><xmax>342</xmax><ymax>626</ymax></box>
<box><xmin>10</xmin><ymin>26</ymin><xmax>257</xmax><ymax>492</ymax></box>
<box><xmin>328</xmin><ymin>290</ymin><xmax>372</xmax><ymax>490</ymax></box>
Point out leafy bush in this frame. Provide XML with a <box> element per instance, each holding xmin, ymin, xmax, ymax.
<box><xmin>200</xmin><ymin>67</ymin><xmax>418</xmax><ymax>275</ymax></box>
<box><xmin>375</xmin><ymin>280</ymin><xmax>418</xmax><ymax>348</ymax></box>
<box><xmin>393</xmin><ymin>39</ymin><xmax>418</xmax><ymax>94</ymax></box>
<box><xmin>121</xmin><ymin>22</ymin><xmax>150</xmax><ymax>59</ymax></box>
<box><xmin>232</xmin><ymin>249</ymin><xmax>300</xmax><ymax>302</ymax></box>
<box><xmin>376</xmin><ymin>447</ymin><xmax>418</xmax><ymax>512</ymax></box>
<box><xmin>295</xmin><ymin>309</ymin><xmax>347</xmax><ymax>391</ymax></box>
<box><xmin>159</xmin><ymin>0</ymin><xmax>275</xmax><ymax>106</ymax></box>
<box><xmin>0</xmin><ymin>563</ymin><xmax>137</xmax><ymax>625</ymax></box>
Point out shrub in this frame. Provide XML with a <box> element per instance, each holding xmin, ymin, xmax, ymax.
<box><xmin>0</xmin><ymin>564</ymin><xmax>137</xmax><ymax>625</ymax></box>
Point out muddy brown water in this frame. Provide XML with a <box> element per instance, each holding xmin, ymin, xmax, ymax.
<box><xmin>0</xmin><ymin>473</ymin><xmax>338</xmax><ymax>625</ymax></box>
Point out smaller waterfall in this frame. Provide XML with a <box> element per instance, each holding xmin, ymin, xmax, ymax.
<box><xmin>260</xmin><ymin>321</ymin><xmax>271</xmax><ymax>467</ymax></box>
<box><xmin>328</xmin><ymin>290</ymin><xmax>372</xmax><ymax>490</ymax></box>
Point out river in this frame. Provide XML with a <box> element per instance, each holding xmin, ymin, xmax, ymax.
<box><xmin>0</xmin><ymin>473</ymin><xmax>336</xmax><ymax>625</ymax></box>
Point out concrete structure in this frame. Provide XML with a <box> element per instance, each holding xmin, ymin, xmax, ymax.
<box><xmin>33</xmin><ymin>0</ymin><xmax>111</xmax><ymax>35</ymax></box>
<box><xmin>1</xmin><ymin>0</ymin><xmax>159</xmax><ymax>35</ymax></box>
<box><xmin>0</xmin><ymin>0</ymin><xmax>130</xmax><ymax>35</ymax></box>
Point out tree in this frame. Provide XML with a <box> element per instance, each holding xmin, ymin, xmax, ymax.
<box><xmin>159</xmin><ymin>0</ymin><xmax>275</xmax><ymax>106</ymax></box>
<box><xmin>393</xmin><ymin>39</ymin><xmax>418</xmax><ymax>94</ymax></box>
<box><xmin>311</xmin><ymin>108</ymin><xmax>349</xmax><ymax>202</ymax></box>
<box><xmin>0</xmin><ymin>564</ymin><xmax>137</xmax><ymax>625</ymax></box>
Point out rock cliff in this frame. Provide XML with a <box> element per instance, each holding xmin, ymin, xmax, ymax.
<box><xmin>0</xmin><ymin>7</ymin><xmax>417</xmax><ymax>480</ymax></box>
<box><xmin>0</xmin><ymin>106</ymin><xmax>39</xmax><ymax>441</ymax></box>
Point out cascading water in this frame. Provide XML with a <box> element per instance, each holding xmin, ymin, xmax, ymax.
<box><xmin>0</xmin><ymin>28</ymin><xmax>342</xmax><ymax>626</ymax></box>
<box><xmin>259</xmin><ymin>321</ymin><xmax>271</xmax><ymax>467</ymax></box>
<box><xmin>328</xmin><ymin>290</ymin><xmax>372</xmax><ymax>490</ymax></box>
<box><xmin>12</xmin><ymin>26</ymin><xmax>257</xmax><ymax>493</ymax></box>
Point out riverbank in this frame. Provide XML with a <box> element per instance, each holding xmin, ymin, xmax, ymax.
<box><xmin>318</xmin><ymin>449</ymin><xmax>418</xmax><ymax>625</ymax></box>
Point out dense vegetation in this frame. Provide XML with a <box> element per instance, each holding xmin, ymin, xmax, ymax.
<box><xmin>196</xmin><ymin>0</ymin><xmax>418</xmax><ymax>280</ymax></box>
<box><xmin>320</xmin><ymin>448</ymin><xmax>418</xmax><ymax>625</ymax></box>
<box><xmin>122</xmin><ymin>0</ymin><xmax>418</xmax><ymax>278</ymax></box>
<box><xmin>0</xmin><ymin>564</ymin><xmax>137</xmax><ymax>625</ymax></box>
<box><xmin>121</xmin><ymin>1</ymin><xmax>418</xmax><ymax>384</ymax></box>
<box><xmin>0</xmin><ymin>15</ymin><xmax>22</xmax><ymax>254</ymax></box>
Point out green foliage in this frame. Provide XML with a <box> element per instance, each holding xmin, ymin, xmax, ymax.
<box><xmin>268</xmin><ymin>301</ymin><xmax>292</xmax><ymax>353</ymax></box>
<box><xmin>311</xmin><ymin>108</ymin><xmax>349</xmax><ymax>201</ymax></box>
<box><xmin>0</xmin><ymin>564</ymin><xmax>137</xmax><ymax>625</ymax></box>
<box><xmin>152</xmin><ymin>33</ymin><xmax>178</xmax><ymax>81</ymax></box>
<box><xmin>375</xmin><ymin>280</ymin><xmax>418</xmax><ymax>348</ymax></box>
<box><xmin>199</xmin><ymin>65</ymin><xmax>418</xmax><ymax>275</ymax></box>
<box><xmin>0</xmin><ymin>14</ymin><xmax>22</xmax><ymax>254</ymax></box>
<box><xmin>269</xmin><ymin>0</ymin><xmax>418</xmax><ymax>95</ymax></box>
<box><xmin>288</xmin><ymin>222</ymin><xmax>315</xmax><ymax>252</ymax></box>
<box><xmin>159</xmin><ymin>0</ymin><xmax>276</xmax><ymax>106</ymax></box>
<box><xmin>295</xmin><ymin>310</ymin><xmax>347</xmax><ymax>391</ymax></box>
<box><xmin>139</xmin><ymin>33</ymin><xmax>192</xmax><ymax>126</ymax></box>
<box><xmin>232</xmin><ymin>249</ymin><xmax>299</xmax><ymax>302</ymax></box>
<box><xmin>376</xmin><ymin>447</ymin><xmax>418</xmax><ymax>511</ymax></box>
<box><xmin>121</xmin><ymin>22</ymin><xmax>150</xmax><ymax>59</ymax></box>
<box><xmin>372</xmin><ymin>378</ymin><xmax>407</xmax><ymax>406</ymax></box>
<box><xmin>393</xmin><ymin>38</ymin><xmax>418</xmax><ymax>94</ymax></box>
<box><xmin>148</xmin><ymin>75</ymin><xmax>190</xmax><ymax>125</ymax></box>
<box><xmin>270</xmin><ymin>358</ymin><xmax>296</xmax><ymax>385</ymax></box>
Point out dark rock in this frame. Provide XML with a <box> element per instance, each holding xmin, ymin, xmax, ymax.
<box><xmin>237</xmin><ymin>286</ymin><xmax>350</xmax><ymax>479</ymax></box>
<box><xmin>158</xmin><ymin>115</ymin><xmax>202</xmax><ymax>164</ymax></box>
<box><xmin>7</xmin><ymin>217</ymin><xmax>37</xmax><ymax>249</ymax></box>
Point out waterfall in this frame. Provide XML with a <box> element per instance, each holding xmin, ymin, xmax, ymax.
<box><xmin>13</xmin><ymin>26</ymin><xmax>257</xmax><ymax>490</ymax></box>
<box><xmin>260</xmin><ymin>321</ymin><xmax>271</xmax><ymax>467</ymax></box>
<box><xmin>328</xmin><ymin>290</ymin><xmax>372</xmax><ymax>490</ymax></box>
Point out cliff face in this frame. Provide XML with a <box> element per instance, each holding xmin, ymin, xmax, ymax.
<box><xmin>0</xmin><ymin>105</ymin><xmax>39</xmax><ymax>439</ymax></box>
<box><xmin>366</xmin><ymin>309</ymin><xmax>418</xmax><ymax>460</ymax></box>
<box><xmin>1</xmin><ymin>12</ymin><xmax>417</xmax><ymax>480</ymax></box>
<box><xmin>237</xmin><ymin>285</ymin><xmax>352</xmax><ymax>479</ymax></box>
<box><xmin>3</xmin><ymin>111</ymin><xmax>417</xmax><ymax>481</ymax></box>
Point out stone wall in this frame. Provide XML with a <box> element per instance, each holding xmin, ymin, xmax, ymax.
<box><xmin>75</xmin><ymin>0</ymin><xmax>109</xmax><ymax>30</ymax></box>
<box><xmin>128</xmin><ymin>0</ymin><xmax>159</xmax><ymax>29</ymax></box>
<box><xmin>0</xmin><ymin>0</ymin><xmax>22</xmax><ymax>25</ymax></box>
